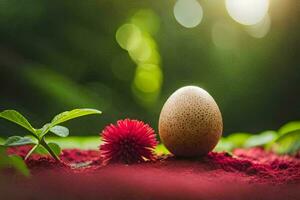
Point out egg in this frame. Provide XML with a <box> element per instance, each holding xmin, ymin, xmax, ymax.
<box><xmin>159</xmin><ymin>86</ymin><xmax>223</xmax><ymax>157</ymax></box>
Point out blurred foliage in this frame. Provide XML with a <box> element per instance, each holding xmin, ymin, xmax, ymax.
<box><xmin>45</xmin><ymin>136</ymin><xmax>170</xmax><ymax>155</ymax></box>
<box><xmin>278</xmin><ymin>121</ymin><xmax>300</xmax><ymax>136</ymax></box>
<box><xmin>0</xmin><ymin>146</ymin><xmax>30</xmax><ymax>177</ymax></box>
<box><xmin>0</xmin><ymin>0</ymin><xmax>299</xmax><ymax>138</ymax></box>
<box><xmin>273</xmin><ymin>129</ymin><xmax>300</xmax><ymax>154</ymax></box>
<box><xmin>244</xmin><ymin>130</ymin><xmax>277</xmax><ymax>148</ymax></box>
<box><xmin>215</xmin><ymin>121</ymin><xmax>300</xmax><ymax>155</ymax></box>
<box><xmin>47</xmin><ymin>136</ymin><xmax>100</xmax><ymax>150</ymax></box>
<box><xmin>47</xmin><ymin>136</ymin><xmax>169</xmax><ymax>155</ymax></box>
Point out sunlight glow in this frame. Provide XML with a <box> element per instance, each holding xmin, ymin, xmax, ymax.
<box><xmin>173</xmin><ymin>0</ymin><xmax>203</xmax><ymax>28</ymax></box>
<box><xmin>116</xmin><ymin>24</ymin><xmax>142</xmax><ymax>51</ymax></box>
<box><xmin>245</xmin><ymin>14</ymin><xmax>271</xmax><ymax>38</ymax></box>
<box><xmin>131</xmin><ymin>9</ymin><xmax>160</xmax><ymax>35</ymax></box>
<box><xmin>212</xmin><ymin>21</ymin><xmax>239</xmax><ymax>50</ymax></box>
<box><xmin>225</xmin><ymin>0</ymin><xmax>269</xmax><ymax>25</ymax></box>
<box><xmin>129</xmin><ymin>35</ymin><xmax>154</xmax><ymax>63</ymax></box>
<box><xmin>115</xmin><ymin>9</ymin><xmax>163</xmax><ymax>107</ymax></box>
<box><xmin>133</xmin><ymin>64</ymin><xmax>162</xmax><ymax>93</ymax></box>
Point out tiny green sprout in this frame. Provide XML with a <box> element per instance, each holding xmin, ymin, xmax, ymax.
<box><xmin>0</xmin><ymin>109</ymin><xmax>102</xmax><ymax>162</ymax></box>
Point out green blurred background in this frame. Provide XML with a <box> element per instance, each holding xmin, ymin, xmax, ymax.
<box><xmin>0</xmin><ymin>0</ymin><xmax>299</xmax><ymax>137</ymax></box>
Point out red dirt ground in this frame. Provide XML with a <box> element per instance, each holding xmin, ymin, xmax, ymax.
<box><xmin>1</xmin><ymin>146</ymin><xmax>300</xmax><ymax>200</ymax></box>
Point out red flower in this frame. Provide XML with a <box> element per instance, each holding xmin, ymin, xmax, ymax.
<box><xmin>100</xmin><ymin>119</ymin><xmax>158</xmax><ymax>164</ymax></box>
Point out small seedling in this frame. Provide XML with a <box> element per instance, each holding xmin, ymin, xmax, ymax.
<box><xmin>0</xmin><ymin>109</ymin><xmax>101</xmax><ymax>161</ymax></box>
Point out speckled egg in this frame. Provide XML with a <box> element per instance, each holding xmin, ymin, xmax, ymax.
<box><xmin>159</xmin><ymin>86</ymin><xmax>223</xmax><ymax>157</ymax></box>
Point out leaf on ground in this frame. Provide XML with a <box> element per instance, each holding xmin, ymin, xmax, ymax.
<box><xmin>70</xmin><ymin>161</ymin><xmax>93</xmax><ymax>169</ymax></box>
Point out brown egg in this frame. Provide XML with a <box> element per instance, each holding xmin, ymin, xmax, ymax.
<box><xmin>159</xmin><ymin>86</ymin><xmax>223</xmax><ymax>157</ymax></box>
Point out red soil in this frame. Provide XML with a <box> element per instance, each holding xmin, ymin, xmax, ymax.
<box><xmin>1</xmin><ymin>146</ymin><xmax>300</xmax><ymax>200</ymax></box>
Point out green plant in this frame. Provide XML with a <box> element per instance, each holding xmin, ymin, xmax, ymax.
<box><xmin>214</xmin><ymin>121</ymin><xmax>300</xmax><ymax>155</ymax></box>
<box><xmin>271</xmin><ymin>121</ymin><xmax>300</xmax><ymax>154</ymax></box>
<box><xmin>0</xmin><ymin>146</ymin><xmax>30</xmax><ymax>177</ymax></box>
<box><xmin>0</xmin><ymin>109</ymin><xmax>101</xmax><ymax>161</ymax></box>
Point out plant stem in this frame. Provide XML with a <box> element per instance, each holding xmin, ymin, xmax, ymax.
<box><xmin>40</xmin><ymin>138</ymin><xmax>60</xmax><ymax>162</ymax></box>
<box><xmin>25</xmin><ymin>144</ymin><xmax>39</xmax><ymax>160</ymax></box>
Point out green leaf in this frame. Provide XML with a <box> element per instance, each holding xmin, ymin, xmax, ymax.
<box><xmin>50</xmin><ymin>108</ymin><xmax>102</xmax><ymax>127</ymax></box>
<box><xmin>226</xmin><ymin>133</ymin><xmax>252</xmax><ymax>148</ymax></box>
<box><xmin>4</xmin><ymin>136</ymin><xmax>36</xmax><ymax>147</ymax></box>
<box><xmin>39</xmin><ymin>109</ymin><xmax>101</xmax><ymax>138</ymax></box>
<box><xmin>50</xmin><ymin>126</ymin><xmax>69</xmax><ymax>137</ymax></box>
<box><xmin>278</xmin><ymin>121</ymin><xmax>300</xmax><ymax>135</ymax></box>
<box><xmin>0</xmin><ymin>146</ymin><xmax>30</xmax><ymax>177</ymax></box>
<box><xmin>33</xmin><ymin>145</ymin><xmax>49</xmax><ymax>155</ymax></box>
<box><xmin>155</xmin><ymin>144</ymin><xmax>170</xmax><ymax>154</ymax></box>
<box><xmin>244</xmin><ymin>130</ymin><xmax>277</xmax><ymax>148</ymax></box>
<box><xmin>38</xmin><ymin>123</ymin><xmax>51</xmax><ymax>137</ymax></box>
<box><xmin>0</xmin><ymin>137</ymin><xmax>4</xmax><ymax>145</ymax></box>
<box><xmin>47</xmin><ymin>142</ymin><xmax>61</xmax><ymax>157</ymax></box>
<box><xmin>33</xmin><ymin>143</ymin><xmax>61</xmax><ymax>157</ymax></box>
<box><xmin>272</xmin><ymin>129</ymin><xmax>300</xmax><ymax>154</ymax></box>
<box><xmin>0</xmin><ymin>110</ymin><xmax>36</xmax><ymax>134</ymax></box>
<box><xmin>213</xmin><ymin>138</ymin><xmax>234</xmax><ymax>152</ymax></box>
<box><xmin>8</xmin><ymin>155</ymin><xmax>30</xmax><ymax>177</ymax></box>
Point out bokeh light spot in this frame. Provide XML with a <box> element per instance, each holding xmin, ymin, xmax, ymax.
<box><xmin>245</xmin><ymin>14</ymin><xmax>271</xmax><ymax>38</ymax></box>
<box><xmin>131</xmin><ymin>9</ymin><xmax>160</xmax><ymax>35</ymax></box>
<box><xmin>128</xmin><ymin>36</ymin><xmax>153</xmax><ymax>63</ymax></box>
<box><xmin>173</xmin><ymin>0</ymin><xmax>203</xmax><ymax>28</ymax></box>
<box><xmin>212</xmin><ymin>21</ymin><xmax>239</xmax><ymax>50</ymax></box>
<box><xmin>133</xmin><ymin>64</ymin><xmax>162</xmax><ymax>93</ymax></box>
<box><xmin>115</xmin><ymin>9</ymin><xmax>163</xmax><ymax>107</ymax></box>
<box><xmin>116</xmin><ymin>23</ymin><xmax>142</xmax><ymax>51</ymax></box>
<box><xmin>226</xmin><ymin>0</ymin><xmax>269</xmax><ymax>25</ymax></box>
